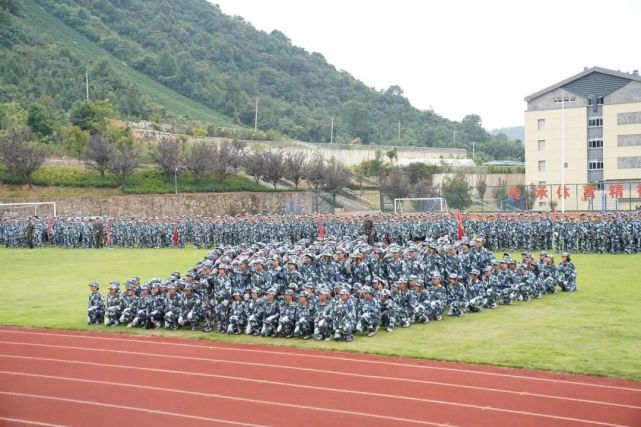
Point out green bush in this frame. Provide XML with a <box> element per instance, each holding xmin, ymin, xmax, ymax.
<box><xmin>0</xmin><ymin>165</ymin><xmax>272</xmax><ymax>194</ymax></box>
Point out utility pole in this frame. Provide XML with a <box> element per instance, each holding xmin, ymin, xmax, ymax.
<box><xmin>330</xmin><ymin>116</ymin><xmax>334</xmax><ymax>143</ymax></box>
<box><xmin>85</xmin><ymin>69</ymin><xmax>89</xmax><ymax>101</ymax></box>
<box><xmin>254</xmin><ymin>96</ymin><xmax>258</xmax><ymax>131</ymax></box>
<box><xmin>398</xmin><ymin>120</ymin><xmax>401</xmax><ymax>141</ymax></box>
<box><xmin>453</xmin><ymin>130</ymin><xmax>457</xmax><ymax>147</ymax></box>
<box><xmin>174</xmin><ymin>167</ymin><xmax>178</xmax><ymax>195</ymax></box>
<box><xmin>472</xmin><ymin>140</ymin><xmax>475</xmax><ymax>157</ymax></box>
<box><xmin>561</xmin><ymin>91</ymin><xmax>565</xmax><ymax>213</ymax></box>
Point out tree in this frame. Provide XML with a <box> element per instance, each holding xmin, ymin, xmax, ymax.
<box><xmin>212</xmin><ymin>141</ymin><xmax>236</xmax><ymax>179</ymax></box>
<box><xmin>352</xmin><ymin>163</ymin><xmax>365</xmax><ymax>196</ymax></box>
<box><xmin>69</xmin><ymin>100</ymin><xmax>115</xmax><ymax>134</ymax></box>
<box><xmin>26</xmin><ymin>104</ymin><xmax>54</xmax><ymax>137</ymax></box>
<box><xmin>386</xmin><ymin>148</ymin><xmax>398</xmax><ymax>165</ymax></box>
<box><xmin>184</xmin><ymin>141</ymin><xmax>216</xmax><ymax>181</ymax></box>
<box><xmin>60</xmin><ymin>125</ymin><xmax>90</xmax><ymax>161</ymax></box>
<box><xmin>475</xmin><ymin>173</ymin><xmax>487</xmax><ymax>200</ymax></box>
<box><xmin>322</xmin><ymin>157</ymin><xmax>352</xmax><ymax>204</ymax></box>
<box><xmin>442</xmin><ymin>174</ymin><xmax>472</xmax><ymax>210</ymax></box>
<box><xmin>305</xmin><ymin>154</ymin><xmax>326</xmax><ymax>193</ymax></box>
<box><xmin>380</xmin><ymin>168</ymin><xmax>411</xmax><ymax>201</ymax></box>
<box><xmin>85</xmin><ymin>133</ymin><xmax>112</xmax><ymax>176</ymax></box>
<box><xmin>108</xmin><ymin>142</ymin><xmax>140</xmax><ymax>186</ymax></box>
<box><xmin>404</xmin><ymin>162</ymin><xmax>433</xmax><ymax>186</ymax></box>
<box><xmin>262</xmin><ymin>149</ymin><xmax>285</xmax><ymax>189</ymax></box>
<box><xmin>340</xmin><ymin>100</ymin><xmax>371</xmax><ymax>142</ymax></box>
<box><xmin>152</xmin><ymin>137</ymin><xmax>183</xmax><ymax>180</ymax></box>
<box><xmin>283</xmin><ymin>151</ymin><xmax>307</xmax><ymax>188</ymax></box>
<box><xmin>243</xmin><ymin>149</ymin><xmax>266</xmax><ymax>185</ymax></box>
<box><xmin>0</xmin><ymin>127</ymin><xmax>47</xmax><ymax>187</ymax></box>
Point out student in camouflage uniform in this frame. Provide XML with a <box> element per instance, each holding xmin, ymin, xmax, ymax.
<box><xmin>446</xmin><ymin>273</ymin><xmax>467</xmax><ymax>317</ymax></box>
<box><xmin>427</xmin><ymin>273</ymin><xmax>447</xmax><ymax>320</ymax></box>
<box><xmin>87</xmin><ymin>281</ymin><xmax>105</xmax><ymax>325</ymax></box>
<box><xmin>277</xmin><ymin>290</ymin><xmax>298</xmax><ymax>338</ymax></box>
<box><xmin>130</xmin><ymin>283</ymin><xmax>153</xmax><ymax>328</ymax></box>
<box><xmin>379</xmin><ymin>289</ymin><xmax>399</xmax><ymax>332</ymax></box>
<box><xmin>466</xmin><ymin>269</ymin><xmax>485</xmax><ymax>312</ymax></box>
<box><xmin>227</xmin><ymin>291</ymin><xmax>247</xmax><ymax>334</ymax></box>
<box><xmin>313</xmin><ymin>288</ymin><xmax>334</xmax><ymax>340</ymax></box>
<box><xmin>558</xmin><ymin>252</ymin><xmax>577</xmax><ymax>292</ymax></box>
<box><xmin>261</xmin><ymin>288</ymin><xmax>280</xmax><ymax>337</ymax></box>
<box><xmin>295</xmin><ymin>293</ymin><xmax>315</xmax><ymax>339</ymax></box>
<box><xmin>245</xmin><ymin>288</ymin><xmax>266</xmax><ymax>336</ymax></box>
<box><xmin>150</xmin><ymin>282</ymin><xmax>166</xmax><ymax>328</ymax></box>
<box><xmin>104</xmin><ymin>281</ymin><xmax>122</xmax><ymax>326</ymax></box>
<box><xmin>356</xmin><ymin>286</ymin><xmax>380</xmax><ymax>337</ymax></box>
<box><xmin>119</xmin><ymin>285</ymin><xmax>138</xmax><ymax>325</ymax></box>
<box><xmin>332</xmin><ymin>288</ymin><xmax>356</xmax><ymax>342</ymax></box>
<box><xmin>179</xmin><ymin>283</ymin><xmax>202</xmax><ymax>331</ymax></box>
<box><xmin>164</xmin><ymin>283</ymin><xmax>183</xmax><ymax>329</ymax></box>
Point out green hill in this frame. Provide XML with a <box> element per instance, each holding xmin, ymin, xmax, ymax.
<box><xmin>1</xmin><ymin>0</ymin><xmax>236</xmax><ymax>126</ymax></box>
<box><xmin>1</xmin><ymin>0</ymin><xmax>523</xmax><ymax>161</ymax></box>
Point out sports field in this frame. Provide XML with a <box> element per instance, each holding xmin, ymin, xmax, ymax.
<box><xmin>0</xmin><ymin>248</ymin><xmax>640</xmax><ymax>381</ymax></box>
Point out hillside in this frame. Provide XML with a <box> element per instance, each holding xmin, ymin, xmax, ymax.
<box><xmin>491</xmin><ymin>126</ymin><xmax>524</xmax><ymax>142</ymax></box>
<box><xmin>1</xmin><ymin>0</ymin><xmax>523</xmax><ymax>161</ymax></box>
<box><xmin>1</xmin><ymin>0</ymin><xmax>235</xmax><ymax>126</ymax></box>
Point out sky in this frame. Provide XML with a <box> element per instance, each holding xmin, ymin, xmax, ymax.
<box><xmin>212</xmin><ymin>0</ymin><xmax>640</xmax><ymax>130</ymax></box>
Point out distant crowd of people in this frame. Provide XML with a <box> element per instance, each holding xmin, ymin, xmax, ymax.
<box><xmin>3</xmin><ymin>211</ymin><xmax>641</xmax><ymax>253</ymax></box>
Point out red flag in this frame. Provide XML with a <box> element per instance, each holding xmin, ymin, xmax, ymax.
<box><xmin>172</xmin><ymin>222</ymin><xmax>179</xmax><ymax>247</ymax></box>
<box><xmin>318</xmin><ymin>215</ymin><xmax>325</xmax><ymax>241</ymax></box>
<box><xmin>105</xmin><ymin>219</ymin><xmax>112</xmax><ymax>246</ymax></box>
<box><xmin>456</xmin><ymin>210</ymin><xmax>465</xmax><ymax>239</ymax></box>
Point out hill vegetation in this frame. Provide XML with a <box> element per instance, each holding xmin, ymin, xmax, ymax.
<box><xmin>1</xmin><ymin>0</ymin><xmax>522</xmax><ymax>162</ymax></box>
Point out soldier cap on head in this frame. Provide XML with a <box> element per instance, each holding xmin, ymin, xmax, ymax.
<box><xmin>132</xmin><ymin>276</ymin><xmax>141</xmax><ymax>281</ymax></box>
<box><xmin>152</xmin><ymin>282</ymin><xmax>162</xmax><ymax>289</ymax></box>
<box><xmin>171</xmin><ymin>271</ymin><xmax>181</xmax><ymax>278</ymax></box>
<box><xmin>339</xmin><ymin>288</ymin><xmax>350</xmax><ymax>295</ymax></box>
<box><xmin>381</xmin><ymin>289</ymin><xmax>392</xmax><ymax>297</ymax></box>
<box><xmin>110</xmin><ymin>280</ymin><xmax>120</xmax><ymax>286</ymax></box>
<box><xmin>361</xmin><ymin>286</ymin><xmax>373</xmax><ymax>294</ymax></box>
<box><xmin>184</xmin><ymin>283</ymin><xmax>195</xmax><ymax>291</ymax></box>
<box><xmin>540</xmin><ymin>251</ymin><xmax>547</xmax><ymax>256</ymax></box>
<box><xmin>561</xmin><ymin>252</ymin><xmax>570</xmax><ymax>257</ymax></box>
<box><xmin>140</xmin><ymin>284</ymin><xmax>150</xmax><ymax>291</ymax></box>
<box><xmin>408</xmin><ymin>274</ymin><xmax>418</xmax><ymax>281</ymax></box>
<box><xmin>166</xmin><ymin>282</ymin><xmax>176</xmax><ymax>289</ymax></box>
<box><xmin>431</xmin><ymin>272</ymin><xmax>441</xmax><ymax>279</ymax></box>
<box><xmin>267</xmin><ymin>287</ymin><xmax>277</xmax><ymax>295</ymax></box>
<box><xmin>499</xmin><ymin>259</ymin><xmax>507</xmax><ymax>264</ymax></box>
<box><xmin>319</xmin><ymin>287</ymin><xmax>331</xmax><ymax>295</ymax></box>
<box><xmin>232</xmin><ymin>290</ymin><xmax>241</xmax><ymax>296</ymax></box>
<box><xmin>285</xmin><ymin>289</ymin><xmax>295</xmax><ymax>296</ymax></box>
<box><xmin>470</xmin><ymin>269</ymin><xmax>480</xmax><ymax>276</ymax></box>
<box><xmin>518</xmin><ymin>263</ymin><xmax>527</xmax><ymax>269</ymax></box>
<box><xmin>304</xmin><ymin>282</ymin><xmax>315</xmax><ymax>289</ymax></box>
<box><xmin>483</xmin><ymin>266</ymin><xmax>492</xmax><ymax>272</ymax></box>
<box><xmin>88</xmin><ymin>281</ymin><xmax>100</xmax><ymax>289</ymax></box>
<box><xmin>288</xmin><ymin>282</ymin><xmax>299</xmax><ymax>291</ymax></box>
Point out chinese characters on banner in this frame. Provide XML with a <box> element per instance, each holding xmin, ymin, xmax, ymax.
<box><xmin>508</xmin><ymin>187</ymin><xmax>521</xmax><ymax>200</ymax></box>
<box><xmin>556</xmin><ymin>185</ymin><xmax>570</xmax><ymax>199</ymax></box>
<box><xmin>582</xmin><ymin>184</ymin><xmax>595</xmax><ymax>200</ymax></box>
<box><xmin>609</xmin><ymin>184</ymin><xmax>623</xmax><ymax>199</ymax></box>
<box><xmin>536</xmin><ymin>186</ymin><xmax>548</xmax><ymax>199</ymax></box>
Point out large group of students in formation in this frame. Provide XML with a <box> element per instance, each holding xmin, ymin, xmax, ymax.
<box><xmin>3</xmin><ymin>211</ymin><xmax>641</xmax><ymax>253</ymax></box>
<box><xmin>87</xmin><ymin>234</ymin><xmax>577</xmax><ymax>342</ymax></box>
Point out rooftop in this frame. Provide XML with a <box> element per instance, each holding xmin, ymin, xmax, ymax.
<box><xmin>525</xmin><ymin>66</ymin><xmax>641</xmax><ymax>102</ymax></box>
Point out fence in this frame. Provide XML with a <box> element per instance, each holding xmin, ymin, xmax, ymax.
<box><xmin>380</xmin><ymin>181</ymin><xmax>641</xmax><ymax>213</ymax></box>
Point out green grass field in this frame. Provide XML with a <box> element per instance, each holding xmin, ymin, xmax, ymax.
<box><xmin>1</xmin><ymin>248</ymin><xmax>640</xmax><ymax>380</ymax></box>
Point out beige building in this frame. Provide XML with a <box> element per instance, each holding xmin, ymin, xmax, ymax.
<box><xmin>525</xmin><ymin>67</ymin><xmax>641</xmax><ymax>210</ymax></box>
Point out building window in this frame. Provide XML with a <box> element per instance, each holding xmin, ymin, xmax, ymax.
<box><xmin>537</xmin><ymin>119</ymin><xmax>545</xmax><ymax>130</ymax></box>
<box><xmin>588</xmin><ymin>139</ymin><xmax>603</xmax><ymax>149</ymax></box>
<box><xmin>597</xmin><ymin>96</ymin><xmax>604</xmax><ymax>105</ymax></box>
<box><xmin>596</xmin><ymin>182</ymin><xmax>604</xmax><ymax>190</ymax></box>
<box><xmin>538</xmin><ymin>140</ymin><xmax>545</xmax><ymax>151</ymax></box>
<box><xmin>539</xmin><ymin>201</ymin><xmax>547</xmax><ymax>207</ymax></box>
<box><xmin>538</xmin><ymin>160</ymin><xmax>546</xmax><ymax>172</ymax></box>
<box><xmin>538</xmin><ymin>180</ymin><xmax>546</xmax><ymax>185</ymax></box>
<box><xmin>588</xmin><ymin>160</ymin><xmax>604</xmax><ymax>170</ymax></box>
<box><xmin>588</xmin><ymin>117</ymin><xmax>603</xmax><ymax>127</ymax></box>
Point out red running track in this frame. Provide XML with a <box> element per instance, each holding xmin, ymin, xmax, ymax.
<box><xmin>0</xmin><ymin>327</ymin><xmax>639</xmax><ymax>427</ymax></box>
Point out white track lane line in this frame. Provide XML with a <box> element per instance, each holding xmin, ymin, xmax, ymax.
<box><xmin>0</xmin><ymin>374</ymin><xmax>448</xmax><ymax>427</ymax></box>
<box><xmin>0</xmin><ymin>417</ymin><xmax>67</xmax><ymax>427</ymax></box>
<box><xmin>0</xmin><ymin>358</ymin><xmax>633</xmax><ymax>427</ymax></box>
<box><xmin>0</xmin><ymin>391</ymin><xmax>265</xmax><ymax>427</ymax></box>
<box><xmin>2</xmin><ymin>328</ymin><xmax>639</xmax><ymax>393</ymax></box>
<box><xmin>1</xmin><ymin>341</ymin><xmax>638</xmax><ymax>410</ymax></box>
